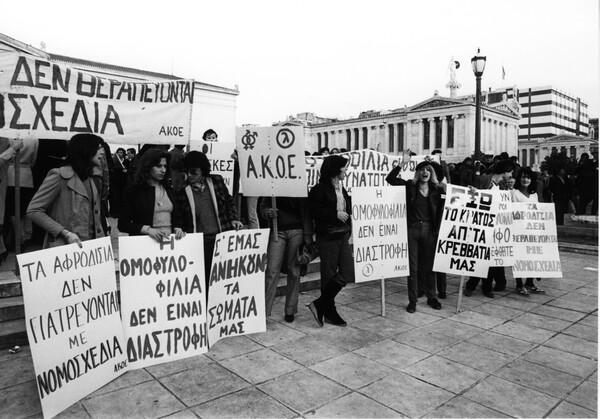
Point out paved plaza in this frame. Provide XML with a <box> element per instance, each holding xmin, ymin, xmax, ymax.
<box><xmin>0</xmin><ymin>247</ymin><xmax>597</xmax><ymax>418</ymax></box>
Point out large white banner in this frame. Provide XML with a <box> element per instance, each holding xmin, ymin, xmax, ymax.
<box><xmin>236</xmin><ymin>126</ymin><xmax>307</xmax><ymax>197</ymax></box>
<box><xmin>511</xmin><ymin>202</ymin><xmax>562</xmax><ymax>278</ymax></box>
<box><xmin>433</xmin><ymin>185</ymin><xmax>499</xmax><ymax>277</ymax></box>
<box><xmin>207</xmin><ymin>229</ymin><xmax>269</xmax><ymax>346</ymax></box>
<box><xmin>0</xmin><ymin>52</ymin><xmax>194</xmax><ymax>144</ymax></box>
<box><xmin>305</xmin><ymin>150</ymin><xmax>438</xmax><ymax>193</ymax></box>
<box><xmin>17</xmin><ymin>237</ymin><xmax>127</xmax><ymax>419</ymax></box>
<box><xmin>190</xmin><ymin>140</ymin><xmax>235</xmax><ymax>194</ymax></box>
<box><xmin>351</xmin><ymin>186</ymin><xmax>409</xmax><ymax>282</ymax></box>
<box><xmin>118</xmin><ymin>234</ymin><xmax>208</xmax><ymax>369</ymax></box>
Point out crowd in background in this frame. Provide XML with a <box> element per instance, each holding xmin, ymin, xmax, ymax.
<box><xmin>0</xmin><ymin>134</ymin><xmax>598</xmax><ymax>323</ymax></box>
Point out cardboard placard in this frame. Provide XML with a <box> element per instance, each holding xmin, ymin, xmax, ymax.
<box><xmin>236</xmin><ymin>127</ymin><xmax>307</xmax><ymax>197</ymax></box>
<box><xmin>17</xmin><ymin>237</ymin><xmax>127</xmax><ymax>419</ymax></box>
<box><xmin>351</xmin><ymin>186</ymin><xmax>409</xmax><ymax>282</ymax></box>
<box><xmin>511</xmin><ymin>202</ymin><xmax>562</xmax><ymax>278</ymax></box>
<box><xmin>118</xmin><ymin>234</ymin><xmax>208</xmax><ymax>369</ymax></box>
<box><xmin>207</xmin><ymin>229</ymin><xmax>269</xmax><ymax>346</ymax></box>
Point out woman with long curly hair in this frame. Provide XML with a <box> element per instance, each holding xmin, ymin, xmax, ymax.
<box><xmin>118</xmin><ymin>147</ymin><xmax>184</xmax><ymax>242</ymax></box>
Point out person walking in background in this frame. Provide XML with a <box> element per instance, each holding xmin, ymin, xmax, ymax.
<box><xmin>118</xmin><ymin>148</ymin><xmax>184</xmax><ymax>243</ymax></box>
<box><xmin>4</xmin><ymin>138</ymin><xmax>38</xmax><ymax>251</ymax></box>
<box><xmin>0</xmin><ymin>138</ymin><xmax>24</xmax><ymax>263</ymax></box>
<box><xmin>547</xmin><ymin>167</ymin><xmax>571</xmax><ymax>226</ymax></box>
<box><xmin>172</xmin><ymin>151</ymin><xmax>242</xmax><ymax>289</ymax></box>
<box><xmin>27</xmin><ymin>134</ymin><xmax>105</xmax><ymax>249</ymax></box>
<box><xmin>510</xmin><ymin>167</ymin><xmax>544</xmax><ymax>295</ymax></box>
<box><xmin>307</xmin><ymin>154</ymin><xmax>353</xmax><ymax>327</ymax></box>
<box><xmin>260</xmin><ymin>195</ymin><xmax>314</xmax><ymax>323</ymax></box>
<box><xmin>109</xmin><ymin>147</ymin><xmax>128</xmax><ymax>218</ymax></box>
<box><xmin>386</xmin><ymin>150</ymin><xmax>445</xmax><ymax>313</ymax></box>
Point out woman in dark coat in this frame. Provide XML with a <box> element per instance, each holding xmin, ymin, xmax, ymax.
<box><xmin>307</xmin><ymin>154</ymin><xmax>354</xmax><ymax>327</ymax></box>
<box><xmin>118</xmin><ymin>148</ymin><xmax>184</xmax><ymax>242</ymax></box>
<box><xmin>386</xmin><ymin>150</ymin><xmax>445</xmax><ymax>313</ymax></box>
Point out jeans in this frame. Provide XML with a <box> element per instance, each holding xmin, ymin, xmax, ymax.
<box><xmin>246</xmin><ymin>196</ymin><xmax>260</xmax><ymax>229</ymax></box>
<box><xmin>264</xmin><ymin>229</ymin><xmax>304</xmax><ymax>316</ymax></box>
<box><xmin>407</xmin><ymin>221</ymin><xmax>436</xmax><ymax>303</ymax></box>
<box><xmin>316</xmin><ymin>232</ymin><xmax>354</xmax><ymax>289</ymax></box>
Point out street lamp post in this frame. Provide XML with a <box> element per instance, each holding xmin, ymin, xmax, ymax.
<box><xmin>471</xmin><ymin>48</ymin><xmax>486</xmax><ymax>160</ymax></box>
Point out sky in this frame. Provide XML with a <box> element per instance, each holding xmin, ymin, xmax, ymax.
<box><xmin>3</xmin><ymin>0</ymin><xmax>598</xmax><ymax>126</ymax></box>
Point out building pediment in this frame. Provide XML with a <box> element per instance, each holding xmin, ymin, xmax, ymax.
<box><xmin>488</xmin><ymin>102</ymin><xmax>520</xmax><ymax>118</ymax></box>
<box><xmin>410</xmin><ymin>96</ymin><xmax>467</xmax><ymax>111</ymax></box>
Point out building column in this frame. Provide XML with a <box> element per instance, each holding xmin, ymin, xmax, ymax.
<box><xmin>441</xmin><ymin>116</ymin><xmax>448</xmax><ymax>155</ymax></box>
<box><xmin>417</xmin><ymin>119</ymin><xmax>424</xmax><ymax>154</ymax></box>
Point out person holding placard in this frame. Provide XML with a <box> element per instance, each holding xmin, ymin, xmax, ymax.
<box><xmin>307</xmin><ymin>154</ymin><xmax>353</xmax><ymax>327</ymax></box>
<box><xmin>27</xmin><ymin>134</ymin><xmax>105</xmax><ymax>249</ymax></box>
<box><xmin>511</xmin><ymin>167</ymin><xmax>544</xmax><ymax>295</ymax></box>
<box><xmin>464</xmin><ymin>159</ymin><xmax>515</xmax><ymax>297</ymax></box>
<box><xmin>260</xmin><ymin>196</ymin><xmax>314</xmax><ymax>323</ymax></box>
<box><xmin>387</xmin><ymin>150</ymin><xmax>445</xmax><ymax>313</ymax></box>
<box><xmin>172</xmin><ymin>151</ymin><xmax>242</xmax><ymax>288</ymax></box>
<box><xmin>118</xmin><ymin>148</ymin><xmax>185</xmax><ymax>242</ymax></box>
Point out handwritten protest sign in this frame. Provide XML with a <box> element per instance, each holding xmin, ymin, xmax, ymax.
<box><xmin>489</xmin><ymin>190</ymin><xmax>514</xmax><ymax>267</ymax></box>
<box><xmin>351</xmin><ymin>186</ymin><xmax>409</xmax><ymax>282</ymax></box>
<box><xmin>190</xmin><ymin>140</ymin><xmax>235</xmax><ymax>194</ymax></box>
<box><xmin>236</xmin><ymin>126</ymin><xmax>307</xmax><ymax>197</ymax></box>
<box><xmin>207</xmin><ymin>229</ymin><xmax>269</xmax><ymax>346</ymax></box>
<box><xmin>511</xmin><ymin>202</ymin><xmax>562</xmax><ymax>278</ymax></box>
<box><xmin>17</xmin><ymin>237</ymin><xmax>127</xmax><ymax>419</ymax></box>
<box><xmin>0</xmin><ymin>52</ymin><xmax>194</xmax><ymax>144</ymax></box>
<box><xmin>305</xmin><ymin>150</ymin><xmax>438</xmax><ymax>193</ymax></box>
<box><xmin>433</xmin><ymin>185</ymin><xmax>498</xmax><ymax>277</ymax></box>
<box><xmin>118</xmin><ymin>234</ymin><xmax>208</xmax><ymax>369</ymax></box>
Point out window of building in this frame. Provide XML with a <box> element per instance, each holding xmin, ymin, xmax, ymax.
<box><xmin>435</xmin><ymin>117</ymin><xmax>442</xmax><ymax>149</ymax></box>
<box><xmin>423</xmin><ymin>120</ymin><xmax>430</xmax><ymax>150</ymax></box>
<box><xmin>317</xmin><ymin>133</ymin><xmax>322</xmax><ymax>150</ymax></box>
<box><xmin>354</xmin><ymin>128</ymin><xmax>359</xmax><ymax>150</ymax></box>
<box><xmin>447</xmin><ymin>117</ymin><xmax>454</xmax><ymax>148</ymax></box>
<box><xmin>346</xmin><ymin>129</ymin><xmax>351</xmax><ymax>150</ymax></box>
<box><xmin>388</xmin><ymin>124</ymin><xmax>395</xmax><ymax>152</ymax></box>
<box><xmin>324</xmin><ymin>132</ymin><xmax>329</xmax><ymax>149</ymax></box>
<box><xmin>521</xmin><ymin>149</ymin><xmax>527</xmax><ymax>166</ymax></box>
<box><xmin>362</xmin><ymin>127</ymin><xmax>368</xmax><ymax>149</ymax></box>
<box><xmin>529</xmin><ymin>149</ymin><xmax>535</xmax><ymax>166</ymax></box>
<box><xmin>570</xmin><ymin>146</ymin><xmax>576</xmax><ymax>159</ymax></box>
<box><xmin>397</xmin><ymin>123</ymin><xmax>404</xmax><ymax>151</ymax></box>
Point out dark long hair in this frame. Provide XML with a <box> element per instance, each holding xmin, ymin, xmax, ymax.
<box><xmin>134</xmin><ymin>148</ymin><xmax>170</xmax><ymax>186</ymax></box>
<box><xmin>319</xmin><ymin>154</ymin><xmax>348</xmax><ymax>183</ymax></box>
<box><xmin>515</xmin><ymin>167</ymin><xmax>537</xmax><ymax>195</ymax></box>
<box><xmin>65</xmin><ymin>133</ymin><xmax>102</xmax><ymax>180</ymax></box>
<box><xmin>183</xmin><ymin>151</ymin><xmax>211</xmax><ymax>176</ymax></box>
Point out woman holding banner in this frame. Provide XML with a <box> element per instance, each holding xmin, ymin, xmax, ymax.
<box><xmin>307</xmin><ymin>154</ymin><xmax>353</xmax><ymax>327</ymax></box>
<box><xmin>118</xmin><ymin>148</ymin><xmax>185</xmax><ymax>242</ymax></box>
<box><xmin>511</xmin><ymin>167</ymin><xmax>544</xmax><ymax>295</ymax></box>
<box><xmin>172</xmin><ymin>151</ymin><xmax>242</xmax><ymax>289</ymax></box>
<box><xmin>27</xmin><ymin>134</ymin><xmax>105</xmax><ymax>249</ymax></box>
<box><xmin>387</xmin><ymin>150</ymin><xmax>444</xmax><ymax>313</ymax></box>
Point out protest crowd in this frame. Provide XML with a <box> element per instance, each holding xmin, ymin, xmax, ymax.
<box><xmin>2</xmin><ymin>133</ymin><xmax>597</xmax><ymax>318</ymax></box>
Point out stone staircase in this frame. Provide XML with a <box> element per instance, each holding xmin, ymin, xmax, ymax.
<box><xmin>0</xmin><ymin>260</ymin><xmax>322</xmax><ymax>350</ymax></box>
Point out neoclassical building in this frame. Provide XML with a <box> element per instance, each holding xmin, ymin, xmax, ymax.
<box><xmin>280</xmin><ymin>91</ymin><xmax>520</xmax><ymax>163</ymax></box>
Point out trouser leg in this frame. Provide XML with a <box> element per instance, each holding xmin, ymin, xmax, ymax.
<box><xmin>264</xmin><ymin>231</ymin><xmax>287</xmax><ymax>317</ymax></box>
<box><xmin>284</xmin><ymin>230</ymin><xmax>303</xmax><ymax>315</ymax></box>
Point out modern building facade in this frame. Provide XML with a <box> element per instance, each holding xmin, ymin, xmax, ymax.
<box><xmin>485</xmin><ymin>86</ymin><xmax>590</xmax><ymax>166</ymax></box>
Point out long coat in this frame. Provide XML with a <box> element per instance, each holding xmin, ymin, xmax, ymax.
<box><xmin>27</xmin><ymin>166</ymin><xmax>105</xmax><ymax>248</ymax></box>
